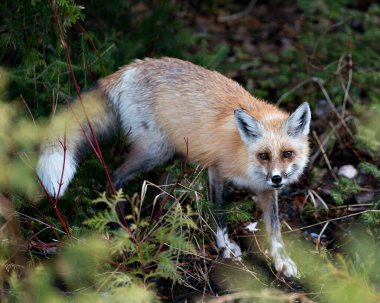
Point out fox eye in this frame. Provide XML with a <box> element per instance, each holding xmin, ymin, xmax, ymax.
<box><xmin>258</xmin><ymin>153</ymin><xmax>269</xmax><ymax>160</ymax></box>
<box><xmin>283</xmin><ymin>151</ymin><xmax>293</xmax><ymax>158</ymax></box>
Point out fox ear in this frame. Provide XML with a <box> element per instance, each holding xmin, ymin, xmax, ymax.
<box><xmin>286</xmin><ymin>102</ymin><xmax>311</xmax><ymax>137</ymax></box>
<box><xmin>234</xmin><ymin>109</ymin><xmax>263</xmax><ymax>144</ymax></box>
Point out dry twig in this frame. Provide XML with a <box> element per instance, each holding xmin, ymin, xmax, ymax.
<box><xmin>218</xmin><ymin>0</ymin><xmax>257</xmax><ymax>22</ymax></box>
<box><xmin>312</xmin><ymin>130</ymin><xmax>338</xmax><ymax>181</ymax></box>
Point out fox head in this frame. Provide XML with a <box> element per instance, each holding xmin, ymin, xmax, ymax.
<box><xmin>234</xmin><ymin>102</ymin><xmax>311</xmax><ymax>190</ymax></box>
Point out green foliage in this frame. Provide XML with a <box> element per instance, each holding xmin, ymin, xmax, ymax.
<box><xmin>360</xmin><ymin>200</ymin><xmax>380</xmax><ymax>235</ymax></box>
<box><xmin>360</xmin><ymin>210</ymin><xmax>380</xmax><ymax>235</ymax></box>
<box><xmin>1</xmin><ymin>0</ymin><xmax>228</xmax><ymax>118</ymax></box>
<box><xmin>85</xmin><ymin>190</ymin><xmax>196</xmax><ymax>284</ymax></box>
<box><xmin>245</xmin><ymin>1</ymin><xmax>380</xmax><ymax>112</ymax></box>
<box><xmin>355</xmin><ymin>105</ymin><xmax>380</xmax><ymax>153</ymax></box>
<box><xmin>224</xmin><ymin>199</ymin><xmax>253</xmax><ymax>225</ymax></box>
<box><xmin>0</xmin><ymin>69</ymin><xmax>39</xmax><ymax>197</ymax></box>
<box><xmin>298</xmin><ymin>0</ymin><xmax>350</xmax><ymax>18</ymax></box>
<box><xmin>358</xmin><ymin>162</ymin><xmax>380</xmax><ymax>180</ymax></box>
<box><xmin>301</xmin><ymin>229</ymin><xmax>380</xmax><ymax>303</ymax></box>
<box><xmin>5</xmin><ymin>237</ymin><xmax>159</xmax><ymax>303</ymax></box>
<box><xmin>331</xmin><ymin>177</ymin><xmax>361</xmax><ymax>205</ymax></box>
<box><xmin>1</xmin><ymin>0</ymin><xmax>86</xmax><ymax>113</ymax></box>
<box><xmin>3</xmin><ymin>189</ymin><xmax>197</xmax><ymax>302</ymax></box>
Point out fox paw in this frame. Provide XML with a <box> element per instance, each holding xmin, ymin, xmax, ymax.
<box><xmin>221</xmin><ymin>238</ymin><xmax>242</xmax><ymax>260</ymax></box>
<box><xmin>273</xmin><ymin>254</ymin><xmax>298</xmax><ymax>278</ymax></box>
<box><xmin>216</xmin><ymin>227</ymin><xmax>242</xmax><ymax>260</ymax></box>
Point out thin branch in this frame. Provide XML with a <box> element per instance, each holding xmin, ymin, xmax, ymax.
<box><xmin>341</xmin><ymin>53</ymin><xmax>353</xmax><ymax>118</ymax></box>
<box><xmin>310</xmin><ymin>18</ymin><xmax>350</xmax><ymax>60</ymax></box>
<box><xmin>311</xmin><ymin>77</ymin><xmax>353</xmax><ymax>138</ymax></box>
<box><xmin>36</xmin><ymin>174</ymin><xmax>72</xmax><ymax>239</ymax></box>
<box><xmin>276</xmin><ymin>78</ymin><xmax>312</xmax><ymax>106</ymax></box>
<box><xmin>309</xmin><ymin>190</ymin><xmax>329</xmax><ymax>210</ymax></box>
<box><xmin>54</xmin><ymin>138</ymin><xmax>67</xmax><ymax>205</ymax></box>
<box><xmin>218</xmin><ymin>0</ymin><xmax>257</xmax><ymax>23</ymax></box>
<box><xmin>18</xmin><ymin>212</ymin><xmax>66</xmax><ymax>235</ymax></box>
<box><xmin>276</xmin><ymin>75</ymin><xmax>354</xmax><ymax>138</ymax></box>
<box><xmin>150</xmin><ymin>138</ymin><xmax>190</xmax><ymax>222</ymax></box>
<box><xmin>309</xmin><ymin>120</ymin><xmax>338</xmax><ymax>165</ymax></box>
<box><xmin>20</xmin><ymin>94</ymin><xmax>37</xmax><ymax>129</ymax></box>
<box><xmin>316</xmin><ymin>222</ymin><xmax>329</xmax><ymax>252</ymax></box>
<box><xmin>284</xmin><ymin>210</ymin><xmax>380</xmax><ymax>234</ymax></box>
<box><xmin>312</xmin><ymin>130</ymin><xmax>338</xmax><ymax>181</ymax></box>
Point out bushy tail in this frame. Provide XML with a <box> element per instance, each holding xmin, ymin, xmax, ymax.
<box><xmin>36</xmin><ymin>89</ymin><xmax>117</xmax><ymax>197</ymax></box>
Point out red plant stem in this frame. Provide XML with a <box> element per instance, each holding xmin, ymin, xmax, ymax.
<box><xmin>37</xmin><ymin>175</ymin><xmax>72</xmax><ymax>239</ymax></box>
<box><xmin>49</xmin><ymin>0</ymin><xmax>136</xmax><ymax>241</ymax></box>
<box><xmin>54</xmin><ymin>136</ymin><xmax>67</xmax><ymax>204</ymax></box>
<box><xmin>49</xmin><ymin>0</ymin><xmax>114</xmax><ymax>193</ymax></box>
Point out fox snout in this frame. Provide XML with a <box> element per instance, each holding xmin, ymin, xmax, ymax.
<box><xmin>267</xmin><ymin>170</ymin><xmax>286</xmax><ymax>189</ymax></box>
<box><xmin>266</xmin><ymin>163</ymin><xmax>302</xmax><ymax>189</ymax></box>
<box><xmin>270</xmin><ymin>174</ymin><xmax>283</xmax><ymax>189</ymax></box>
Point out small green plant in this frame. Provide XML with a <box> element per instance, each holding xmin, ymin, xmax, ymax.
<box><xmin>331</xmin><ymin>177</ymin><xmax>361</xmax><ymax>205</ymax></box>
<box><xmin>358</xmin><ymin>161</ymin><xmax>380</xmax><ymax>180</ymax></box>
<box><xmin>3</xmin><ymin>190</ymin><xmax>198</xmax><ymax>302</ymax></box>
<box><xmin>224</xmin><ymin>199</ymin><xmax>253</xmax><ymax>225</ymax></box>
<box><xmin>85</xmin><ymin>190</ymin><xmax>197</xmax><ymax>284</ymax></box>
<box><xmin>360</xmin><ymin>199</ymin><xmax>380</xmax><ymax>235</ymax></box>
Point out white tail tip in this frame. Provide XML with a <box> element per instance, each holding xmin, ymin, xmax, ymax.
<box><xmin>36</xmin><ymin>150</ymin><xmax>77</xmax><ymax>197</ymax></box>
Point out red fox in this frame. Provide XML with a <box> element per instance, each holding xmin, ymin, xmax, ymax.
<box><xmin>37</xmin><ymin>57</ymin><xmax>311</xmax><ymax>278</ymax></box>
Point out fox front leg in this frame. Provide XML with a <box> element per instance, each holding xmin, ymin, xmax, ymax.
<box><xmin>257</xmin><ymin>190</ymin><xmax>297</xmax><ymax>278</ymax></box>
<box><xmin>208</xmin><ymin>167</ymin><xmax>242</xmax><ymax>260</ymax></box>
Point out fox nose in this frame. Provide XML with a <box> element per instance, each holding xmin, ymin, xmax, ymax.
<box><xmin>271</xmin><ymin>175</ymin><xmax>282</xmax><ymax>184</ymax></box>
